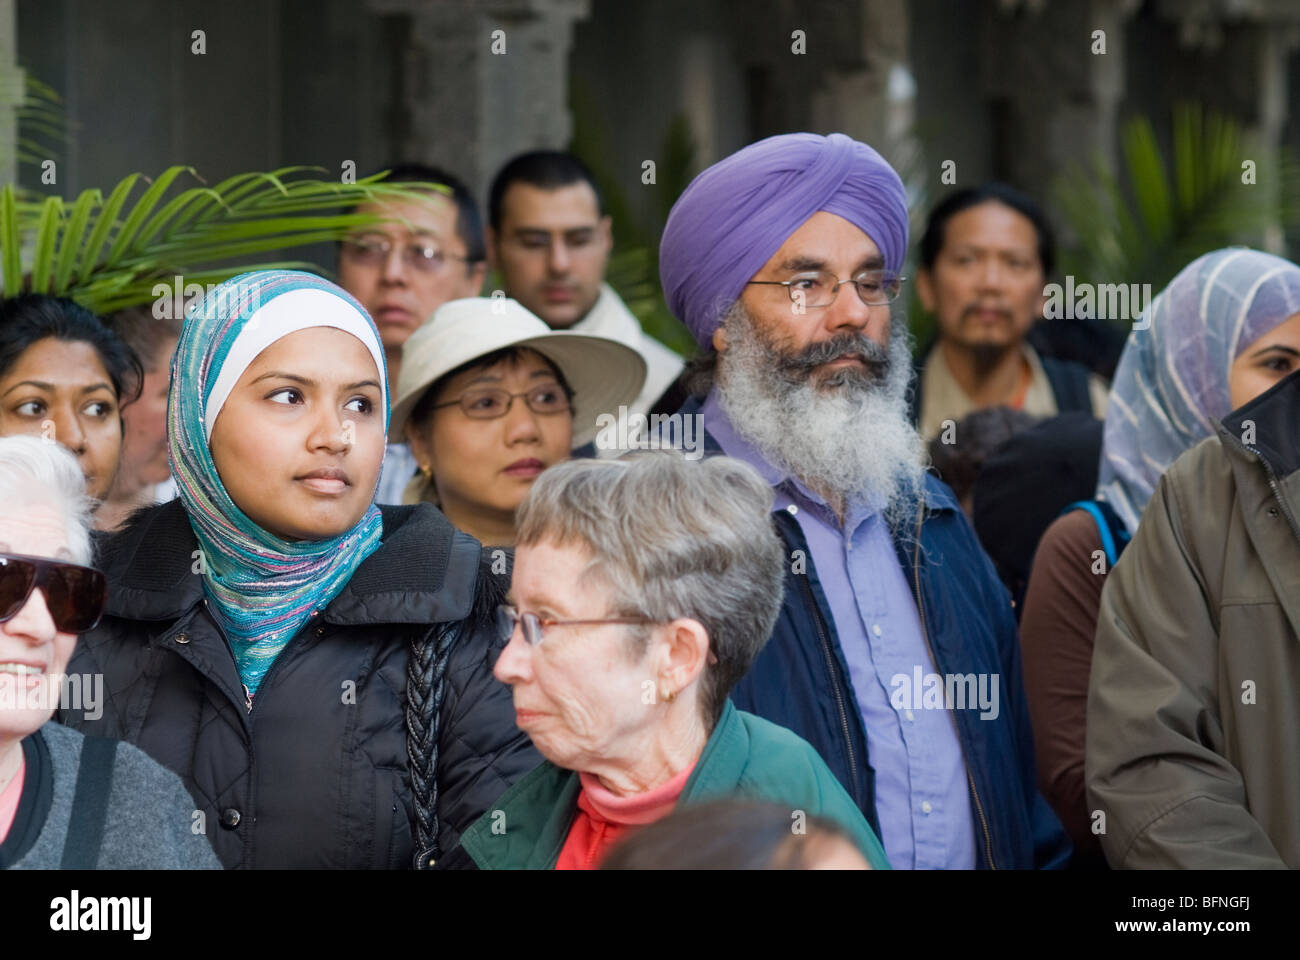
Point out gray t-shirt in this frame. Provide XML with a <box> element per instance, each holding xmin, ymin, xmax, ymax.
<box><xmin>6</xmin><ymin>723</ymin><xmax>220</xmax><ymax>870</ymax></box>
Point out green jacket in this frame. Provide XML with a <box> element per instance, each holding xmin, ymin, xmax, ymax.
<box><xmin>1087</xmin><ymin>371</ymin><xmax>1300</xmax><ymax>868</ymax></box>
<box><xmin>452</xmin><ymin>700</ymin><xmax>890</xmax><ymax>869</ymax></box>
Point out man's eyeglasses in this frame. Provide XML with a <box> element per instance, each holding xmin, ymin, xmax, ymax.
<box><xmin>506</xmin><ymin>230</ymin><xmax>603</xmax><ymax>257</ymax></box>
<box><xmin>746</xmin><ymin>269</ymin><xmax>905</xmax><ymax>308</ymax></box>
<box><xmin>431</xmin><ymin>384</ymin><xmax>571</xmax><ymax>420</ymax></box>
<box><xmin>0</xmin><ymin>553</ymin><xmax>107</xmax><ymax>634</ymax></box>
<box><xmin>341</xmin><ymin>235</ymin><xmax>471</xmax><ymax>274</ymax></box>
<box><xmin>496</xmin><ymin>604</ymin><xmax>660</xmax><ymax>648</ymax></box>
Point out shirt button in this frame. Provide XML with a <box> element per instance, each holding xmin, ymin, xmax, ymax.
<box><xmin>872</xmin><ymin>624</ymin><xmax>882</xmax><ymax>637</ymax></box>
<box><xmin>905</xmin><ymin>710</ymin><xmax>914</xmax><ymax>722</ymax></box>
<box><xmin>921</xmin><ymin>801</ymin><xmax>932</xmax><ymax>815</ymax></box>
<box><xmin>786</xmin><ymin>504</ymin><xmax>798</xmax><ymax>515</ymax></box>
<box><xmin>174</xmin><ymin>633</ymin><xmax>190</xmax><ymax>645</ymax></box>
<box><xmin>220</xmin><ymin>808</ymin><xmax>242</xmax><ymax>829</ymax></box>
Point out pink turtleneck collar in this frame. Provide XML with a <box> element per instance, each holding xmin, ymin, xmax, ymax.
<box><xmin>577</xmin><ymin>763</ymin><xmax>695</xmax><ymax>826</ymax></box>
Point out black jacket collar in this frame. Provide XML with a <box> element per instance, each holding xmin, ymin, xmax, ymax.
<box><xmin>94</xmin><ymin>498</ymin><xmax>481</xmax><ymax>626</ymax></box>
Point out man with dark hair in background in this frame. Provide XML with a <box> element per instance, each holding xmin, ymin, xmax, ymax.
<box><xmin>338</xmin><ymin>163</ymin><xmax>487</xmax><ymax>503</ymax></box>
<box><xmin>487</xmin><ymin>150</ymin><xmax>683</xmax><ymax>421</ymax></box>
<box><xmin>912</xmin><ymin>183</ymin><xmax>1109</xmax><ymax>440</ymax></box>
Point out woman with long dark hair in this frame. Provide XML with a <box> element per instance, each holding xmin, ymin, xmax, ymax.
<box><xmin>0</xmin><ymin>294</ymin><xmax>141</xmax><ymax>515</ymax></box>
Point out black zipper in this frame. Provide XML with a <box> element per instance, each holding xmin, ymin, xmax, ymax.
<box><xmin>246</xmin><ymin>614</ymin><xmax>319</xmax><ymax>724</ymax></box>
<box><xmin>795</xmin><ymin>572</ymin><xmax>863</xmax><ymax>808</ymax></box>
<box><xmin>905</xmin><ymin>511</ymin><xmax>997</xmax><ymax>869</ymax></box>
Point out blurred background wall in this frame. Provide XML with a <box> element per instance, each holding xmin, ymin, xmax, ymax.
<box><xmin>5</xmin><ymin>0</ymin><xmax>1300</xmax><ymax>347</ymax></box>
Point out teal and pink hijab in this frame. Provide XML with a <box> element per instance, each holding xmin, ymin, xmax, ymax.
<box><xmin>167</xmin><ymin>270</ymin><xmax>388</xmax><ymax>694</ymax></box>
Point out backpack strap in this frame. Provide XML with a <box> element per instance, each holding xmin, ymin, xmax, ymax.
<box><xmin>60</xmin><ymin>736</ymin><xmax>118</xmax><ymax>869</ymax></box>
<box><xmin>1063</xmin><ymin>500</ymin><xmax>1132</xmax><ymax>568</ymax></box>
<box><xmin>1040</xmin><ymin>355</ymin><xmax>1093</xmax><ymax>414</ymax></box>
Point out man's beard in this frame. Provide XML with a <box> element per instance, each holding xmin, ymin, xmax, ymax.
<box><xmin>956</xmin><ymin>302</ymin><xmax>1021</xmax><ymax>375</ymax></box>
<box><xmin>715</xmin><ymin>301</ymin><xmax>928</xmax><ymax>529</ymax></box>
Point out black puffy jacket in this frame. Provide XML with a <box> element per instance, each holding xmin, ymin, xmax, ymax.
<box><xmin>58</xmin><ymin>498</ymin><xmax>540</xmax><ymax>869</ymax></box>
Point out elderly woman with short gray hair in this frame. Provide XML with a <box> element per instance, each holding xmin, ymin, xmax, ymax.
<box><xmin>440</xmin><ymin>451</ymin><xmax>889</xmax><ymax>869</ymax></box>
<box><xmin>0</xmin><ymin>436</ymin><xmax>218</xmax><ymax>869</ymax></box>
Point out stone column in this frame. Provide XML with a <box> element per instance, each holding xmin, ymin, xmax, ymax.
<box><xmin>977</xmin><ymin>0</ymin><xmax>1140</xmax><ymax>201</ymax></box>
<box><xmin>809</xmin><ymin>0</ymin><xmax>912</xmax><ymax>153</ymax></box>
<box><xmin>1153</xmin><ymin>0</ymin><xmax>1300</xmax><ymax>253</ymax></box>
<box><xmin>0</xmin><ymin>0</ymin><xmax>23</xmax><ymax>189</ymax></box>
<box><xmin>367</xmin><ymin>0</ymin><xmax>591</xmax><ymax>198</ymax></box>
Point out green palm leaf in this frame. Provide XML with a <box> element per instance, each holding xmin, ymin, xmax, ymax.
<box><xmin>28</xmin><ymin>196</ymin><xmax>63</xmax><ymax>292</ymax></box>
<box><xmin>52</xmin><ymin>188</ymin><xmax>102</xmax><ymax>290</ymax></box>
<box><xmin>105</xmin><ymin>165</ymin><xmax>195</xmax><ymax>266</ymax></box>
<box><xmin>77</xmin><ymin>174</ymin><xmax>139</xmax><ymax>280</ymax></box>
<box><xmin>1053</xmin><ymin>103</ymin><xmax>1300</xmax><ymax>306</ymax></box>
<box><xmin>1</xmin><ymin>186</ymin><xmax>21</xmax><ymax>298</ymax></box>
<box><xmin>0</xmin><ymin>165</ymin><xmax>446</xmax><ymax>315</ymax></box>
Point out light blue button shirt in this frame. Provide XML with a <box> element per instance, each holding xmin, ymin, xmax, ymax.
<box><xmin>702</xmin><ymin>391</ymin><xmax>976</xmax><ymax>868</ymax></box>
<box><xmin>376</xmin><ymin>442</ymin><xmax>418</xmax><ymax>505</ymax></box>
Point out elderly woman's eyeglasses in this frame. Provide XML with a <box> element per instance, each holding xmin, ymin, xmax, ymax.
<box><xmin>746</xmin><ymin>269</ymin><xmax>905</xmax><ymax>308</ymax></box>
<box><xmin>341</xmin><ymin>235</ymin><xmax>470</xmax><ymax>274</ymax></box>
<box><xmin>496</xmin><ymin>604</ymin><xmax>659</xmax><ymax>647</ymax></box>
<box><xmin>0</xmin><ymin>554</ymin><xmax>107</xmax><ymax>633</ymax></box>
<box><xmin>432</xmin><ymin>384</ymin><xmax>571</xmax><ymax>420</ymax></box>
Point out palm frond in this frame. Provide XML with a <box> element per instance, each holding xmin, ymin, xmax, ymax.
<box><xmin>12</xmin><ymin>69</ymin><xmax>73</xmax><ymax>171</ymax></box>
<box><xmin>0</xmin><ymin>166</ymin><xmax>447</xmax><ymax>315</ymax></box>
<box><xmin>1053</xmin><ymin>103</ymin><xmax>1300</xmax><ymax>306</ymax></box>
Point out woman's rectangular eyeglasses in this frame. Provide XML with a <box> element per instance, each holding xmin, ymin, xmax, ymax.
<box><xmin>0</xmin><ymin>553</ymin><xmax>107</xmax><ymax>633</ymax></box>
<box><xmin>496</xmin><ymin>604</ymin><xmax>658</xmax><ymax>647</ymax></box>
<box><xmin>433</xmin><ymin>385</ymin><xmax>571</xmax><ymax>420</ymax></box>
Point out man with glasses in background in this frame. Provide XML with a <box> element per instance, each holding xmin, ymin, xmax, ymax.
<box><xmin>486</xmin><ymin>151</ymin><xmax>683</xmax><ymax>425</ymax></box>
<box><xmin>338</xmin><ymin>163</ymin><xmax>487</xmax><ymax>503</ymax></box>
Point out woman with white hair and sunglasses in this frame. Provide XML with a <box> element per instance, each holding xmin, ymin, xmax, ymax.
<box><xmin>0</xmin><ymin>435</ymin><xmax>218</xmax><ymax>869</ymax></box>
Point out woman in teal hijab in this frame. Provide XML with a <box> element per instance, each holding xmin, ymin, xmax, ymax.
<box><xmin>63</xmin><ymin>269</ymin><xmax>539</xmax><ymax>869</ymax></box>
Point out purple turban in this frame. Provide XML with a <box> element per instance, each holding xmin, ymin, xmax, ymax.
<box><xmin>659</xmin><ymin>132</ymin><xmax>910</xmax><ymax>347</ymax></box>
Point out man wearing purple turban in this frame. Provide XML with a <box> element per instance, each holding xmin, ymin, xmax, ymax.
<box><xmin>657</xmin><ymin>132</ymin><xmax>1069</xmax><ymax>870</ymax></box>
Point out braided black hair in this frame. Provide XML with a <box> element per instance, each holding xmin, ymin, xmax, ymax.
<box><xmin>404</xmin><ymin>547</ymin><xmax>512</xmax><ymax>869</ymax></box>
<box><xmin>406</xmin><ymin>620</ymin><xmax>458</xmax><ymax>869</ymax></box>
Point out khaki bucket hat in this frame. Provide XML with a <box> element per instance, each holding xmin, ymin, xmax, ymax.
<box><xmin>388</xmin><ymin>296</ymin><xmax>647</xmax><ymax>447</ymax></box>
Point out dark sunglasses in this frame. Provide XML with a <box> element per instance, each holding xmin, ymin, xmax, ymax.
<box><xmin>0</xmin><ymin>553</ymin><xmax>107</xmax><ymax>633</ymax></box>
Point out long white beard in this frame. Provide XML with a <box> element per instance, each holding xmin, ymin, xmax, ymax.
<box><xmin>715</xmin><ymin>302</ymin><xmax>928</xmax><ymax>528</ymax></box>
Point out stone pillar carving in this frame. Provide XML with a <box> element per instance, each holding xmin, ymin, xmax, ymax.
<box><xmin>978</xmin><ymin>0</ymin><xmax>1140</xmax><ymax>201</ymax></box>
<box><xmin>367</xmin><ymin>0</ymin><xmax>591</xmax><ymax>197</ymax></box>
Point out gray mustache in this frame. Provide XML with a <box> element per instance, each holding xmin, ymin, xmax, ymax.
<box><xmin>779</xmin><ymin>334</ymin><xmax>891</xmax><ymax>378</ymax></box>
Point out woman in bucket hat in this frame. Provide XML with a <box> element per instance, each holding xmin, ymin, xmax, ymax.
<box><xmin>390</xmin><ymin>296</ymin><xmax>646</xmax><ymax>546</ymax></box>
